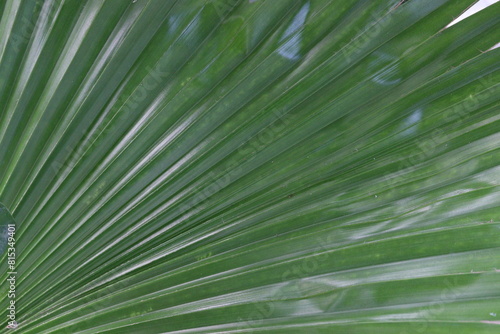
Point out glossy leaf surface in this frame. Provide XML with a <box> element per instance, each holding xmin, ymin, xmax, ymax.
<box><xmin>0</xmin><ymin>0</ymin><xmax>499</xmax><ymax>333</ymax></box>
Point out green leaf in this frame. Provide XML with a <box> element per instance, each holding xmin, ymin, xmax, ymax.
<box><xmin>0</xmin><ymin>0</ymin><xmax>499</xmax><ymax>333</ymax></box>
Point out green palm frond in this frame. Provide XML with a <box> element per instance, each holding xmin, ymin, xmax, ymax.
<box><xmin>0</xmin><ymin>0</ymin><xmax>499</xmax><ymax>333</ymax></box>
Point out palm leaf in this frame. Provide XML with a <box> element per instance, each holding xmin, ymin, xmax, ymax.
<box><xmin>0</xmin><ymin>0</ymin><xmax>499</xmax><ymax>333</ymax></box>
